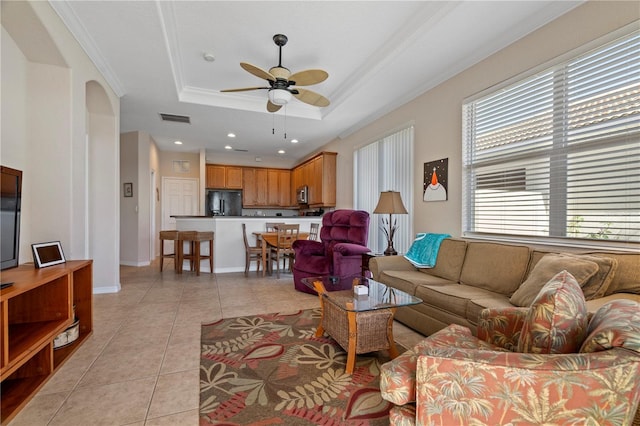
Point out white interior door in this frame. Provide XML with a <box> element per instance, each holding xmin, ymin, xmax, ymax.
<box><xmin>161</xmin><ymin>177</ymin><xmax>199</xmax><ymax>252</ymax></box>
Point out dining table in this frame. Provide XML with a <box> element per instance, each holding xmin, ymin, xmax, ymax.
<box><xmin>252</xmin><ymin>231</ymin><xmax>310</xmax><ymax>276</ymax></box>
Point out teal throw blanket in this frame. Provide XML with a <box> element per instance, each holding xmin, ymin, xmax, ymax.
<box><xmin>404</xmin><ymin>233</ymin><xmax>451</xmax><ymax>268</ymax></box>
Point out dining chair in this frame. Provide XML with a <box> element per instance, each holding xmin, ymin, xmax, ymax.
<box><xmin>308</xmin><ymin>223</ymin><xmax>320</xmax><ymax>241</ymax></box>
<box><xmin>268</xmin><ymin>224</ymin><xmax>299</xmax><ymax>278</ymax></box>
<box><xmin>242</xmin><ymin>223</ymin><xmax>262</xmax><ymax>276</ymax></box>
<box><xmin>265</xmin><ymin>222</ymin><xmax>285</xmax><ymax>232</ymax></box>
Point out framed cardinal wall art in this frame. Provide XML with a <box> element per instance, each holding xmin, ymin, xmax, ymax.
<box><xmin>423</xmin><ymin>158</ymin><xmax>448</xmax><ymax>202</ymax></box>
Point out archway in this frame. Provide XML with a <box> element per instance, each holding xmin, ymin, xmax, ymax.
<box><xmin>86</xmin><ymin>80</ymin><xmax>120</xmax><ymax>292</ymax></box>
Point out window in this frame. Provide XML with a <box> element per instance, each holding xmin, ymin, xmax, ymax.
<box><xmin>355</xmin><ymin>126</ymin><xmax>414</xmax><ymax>253</ymax></box>
<box><xmin>463</xmin><ymin>29</ymin><xmax>639</xmax><ymax>245</ymax></box>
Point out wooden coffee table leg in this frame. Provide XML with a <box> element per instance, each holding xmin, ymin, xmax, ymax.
<box><xmin>345</xmin><ymin>303</ymin><xmax>357</xmax><ymax>374</ymax></box>
<box><xmin>313</xmin><ymin>281</ymin><xmax>326</xmax><ymax>338</ymax></box>
<box><xmin>387</xmin><ymin>308</ymin><xmax>399</xmax><ymax>358</ymax></box>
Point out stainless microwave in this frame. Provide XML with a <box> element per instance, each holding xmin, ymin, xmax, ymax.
<box><xmin>296</xmin><ymin>185</ymin><xmax>308</xmax><ymax>204</ymax></box>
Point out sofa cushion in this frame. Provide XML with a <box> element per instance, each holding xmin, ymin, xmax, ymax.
<box><xmin>509</xmin><ymin>253</ymin><xmax>599</xmax><ymax>307</ymax></box>
<box><xmin>588</xmin><ymin>252</ymin><xmax>640</xmax><ymax>296</ymax></box>
<box><xmin>379</xmin><ymin>270</ymin><xmax>454</xmax><ymax>296</ymax></box>
<box><xmin>518</xmin><ymin>270</ymin><xmax>588</xmax><ymax>354</ymax></box>
<box><xmin>459</xmin><ymin>242</ymin><xmax>530</xmax><ymax>295</ymax></box>
<box><xmin>415</xmin><ymin>284</ymin><xmax>501</xmax><ymax>319</ymax></box>
<box><xmin>580</xmin><ymin>299</ymin><xmax>640</xmax><ymax>354</ymax></box>
<box><xmin>419</xmin><ymin>238</ymin><xmax>467</xmax><ymax>282</ymax></box>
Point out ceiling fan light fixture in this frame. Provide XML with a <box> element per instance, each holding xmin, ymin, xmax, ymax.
<box><xmin>268</xmin><ymin>89</ymin><xmax>291</xmax><ymax>105</ymax></box>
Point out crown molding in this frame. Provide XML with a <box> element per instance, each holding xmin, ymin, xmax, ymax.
<box><xmin>49</xmin><ymin>0</ymin><xmax>125</xmax><ymax>97</ymax></box>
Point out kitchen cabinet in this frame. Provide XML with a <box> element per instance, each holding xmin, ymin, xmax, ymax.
<box><xmin>0</xmin><ymin>261</ymin><xmax>93</xmax><ymax>424</ymax></box>
<box><xmin>277</xmin><ymin>170</ymin><xmax>291</xmax><ymax>206</ymax></box>
<box><xmin>267</xmin><ymin>169</ymin><xmax>280</xmax><ymax>206</ymax></box>
<box><xmin>291</xmin><ymin>166</ymin><xmax>303</xmax><ymax>205</ymax></box>
<box><xmin>206</xmin><ymin>165</ymin><xmax>243</xmax><ymax>189</ymax></box>
<box><xmin>242</xmin><ymin>168</ymin><xmax>268</xmax><ymax>206</ymax></box>
<box><xmin>207</xmin><ymin>154</ymin><xmax>335</xmax><ymax>208</ymax></box>
<box><xmin>267</xmin><ymin>169</ymin><xmax>291</xmax><ymax>207</ymax></box>
<box><xmin>292</xmin><ymin>152</ymin><xmax>337</xmax><ymax>207</ymax></box>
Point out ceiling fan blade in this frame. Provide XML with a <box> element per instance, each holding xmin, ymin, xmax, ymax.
<box><xmin>267</xmin><ymin>101</ymin><xmax>282</xmax><ymax>113</ymax></box>
<box><xmin>293</xmin><ymin>88</ymin><xmax>330</xmax><ymax>107</ymax></box>
<box><xmin>240</xmin><ymin>62</ymin><xmax>275</xmax><ymax>81</ymax></box>
<box><xmin>220</xmin><ymin>87</ymin><xmax>269</xmax><ymax>93</ymax></box>
<box><xmin>288</xmin><ymin>69</ymin><xmax>328</xmax><ymax>86</ymax></box>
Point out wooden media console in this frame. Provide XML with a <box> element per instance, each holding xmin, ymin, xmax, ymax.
<box><xmin>0</xmin><ymin>260</ymin><xmax>93</xmax><ymax>424</ymax></box>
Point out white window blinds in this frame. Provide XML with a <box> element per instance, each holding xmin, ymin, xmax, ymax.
<box><xmin>463</xmin><ymin>30</ymin><xmax>639</xmax><ymax>244</ymax></box>
<box><xmin>355</xmin><ymin>126</ymin><xmax>414</xmax><ymax>253</ymax></box>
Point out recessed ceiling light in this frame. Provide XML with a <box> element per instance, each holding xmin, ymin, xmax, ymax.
<box><xmin>227</xmin><ymin>133</ymin><xmax>236</xmax><ymax>138</ymax></box>
<box><xmin>278</xmin><ymin>150</ymin><xmax>285</xmax><ymax>154</ymax></box>
<box><xmin>174</xmin><ymin>140</ymin><xmax>183</xmax><ymax>145</ymax></box>
<box><xmin>203</xmin><ymin>52</ymin><xmax>215</xmax><ymax>62</ymax></box>
<box><xmin>224</xmin><ymin>145</ymin><xmax>232</xmax><ymax>150</ymax></box>
<box><xmin>291</xmin><ymin>139</ymin><xmax>299</xmax><ymax>144</ymax></box>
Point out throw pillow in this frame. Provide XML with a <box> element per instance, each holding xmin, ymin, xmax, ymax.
<box><xmin>562</xmin><ymin>254</ymin><xmax>618</xmax><ymax>300</ymax></box>
<box><xmin>517</xmin><ymin>270</ymin><xmax>588</xmax><ymax>354</ymax></box>
<box><xmin>580</xmin><ymin>299</ymin><xmax>640</xmax><ymax>353</ymax></box>
<box><xmin>510</xmin><ymin>253</ymin><xmax>599</xmax><ymax>307</ymax></box>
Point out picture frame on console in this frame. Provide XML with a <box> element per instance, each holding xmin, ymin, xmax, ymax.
<box><xmin>32</xmin><ymin>241</ymin><xmax>66</xmax><ymax>268</ymax></box>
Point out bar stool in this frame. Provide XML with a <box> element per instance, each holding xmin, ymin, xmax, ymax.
<box><xmin>179</xmin><ymin>231</ymin><xmax>214</xmax><ymax>276</ymax></box>
<box><xmin>159</xmin><ymin>230</ymin><xmax>179</xmax><ymax>272</ymax></box>
<box><xmin>176</xmin><ymin>231</ymin><xmax>196</xmax><ymax>274</ymax></box>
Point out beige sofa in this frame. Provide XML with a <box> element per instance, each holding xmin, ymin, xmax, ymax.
<box><xmin>370</xmin><ymin>238</ymin><xmax>640</xmax><ymax>337</ymax></box>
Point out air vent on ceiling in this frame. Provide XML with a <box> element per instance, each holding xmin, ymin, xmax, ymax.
<box><xmin>234</xmin><ymin>149</ymin><xmax>248</xmax><ymax>152</ymax></box>
<box><xmin>159</xmin><ymin>113</ymin><xmax>191</xmax><ymax>124</ymax></box>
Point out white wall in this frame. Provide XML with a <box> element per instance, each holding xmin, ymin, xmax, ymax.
<box><xmin>1</xmin><ymin>28</ymin><xmax>30</xmax><ymax>258</ymax></box>
<box><xmin>1</xmin><ymin>1</ymin><xmax>120</xmax><ymax>293</ymax></box>
<box><xmin>120</xmin><ymin>132</ymin><xmax>139</xmax><ymax>265</ymax></box>
<box><xmin>322</xmin><ymin>1</ymin><xmax>639</xmax><ymax>238</ymax></box>
<box><xmin>120</xmin><ymin>131</ymin><xmax>161</xmax><ymax>266</ymax></box>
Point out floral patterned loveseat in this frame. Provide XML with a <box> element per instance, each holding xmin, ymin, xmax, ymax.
<box><xmin>380</xmin><ymin>270</ymin><xmax>640</xmax><ymax>425</ymax></box>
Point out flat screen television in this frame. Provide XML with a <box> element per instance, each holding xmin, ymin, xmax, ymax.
<box><xmin>1</xmin><ymin>166</ymin><xmax>22</xmax><ymax>270</ymax></box>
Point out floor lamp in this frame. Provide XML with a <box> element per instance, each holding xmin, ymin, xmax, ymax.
<box><xmin>373</xmin><ymin>191</ymin><xmax>408</xmax><ymax>256</ymax></box>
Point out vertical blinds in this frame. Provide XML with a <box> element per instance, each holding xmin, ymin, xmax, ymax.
<box><xmin>463</xmin><ymin>30</ymin><xmax>639</xmax><ymax>243</ymax></box>
<box><xmin>355</xmin><ymin>126</ymin><xmax>414</xmax><ymax>253</ymax></box>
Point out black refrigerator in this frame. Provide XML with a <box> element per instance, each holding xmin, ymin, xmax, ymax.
<box><xmin>206</xmin><ymin>190</ymin><xmax>242</xmax><ymax>216</ymax></box>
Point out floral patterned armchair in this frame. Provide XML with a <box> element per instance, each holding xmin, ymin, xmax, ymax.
<box><xmin>380</xmin><ymin>270</ymin><xmax>640</xmax><ymax>425</ymax></box>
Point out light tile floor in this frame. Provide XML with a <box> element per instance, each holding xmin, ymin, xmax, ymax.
<box><xmin>9</xmin><ymin>261</ymin><xmax>424</xmax><ymax>426</ymax></box>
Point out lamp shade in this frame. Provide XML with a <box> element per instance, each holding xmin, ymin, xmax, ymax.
<box><xmin>268</xmin><ymin>89</ymin><xmax>292</xmax><ymax>105</ymax></box>
<box><xmin>373</xmin><ymin>191</ymin><xmax>408</xmax><ymax>214</ymax></box>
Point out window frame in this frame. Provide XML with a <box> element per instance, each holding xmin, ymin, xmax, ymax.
<box><xmin>462</xmin><ymin>25</ymin><xmax>640</xmax><ymax>251</ymax></box>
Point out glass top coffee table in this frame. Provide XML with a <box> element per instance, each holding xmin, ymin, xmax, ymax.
<box><xmin>302</xmin><ymin>275</ymin><xmax>422</xmax><ymax>374</ymax></box>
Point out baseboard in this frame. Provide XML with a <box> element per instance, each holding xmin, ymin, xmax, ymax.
<box><xmin>93</xmin><ymin>283</ymin><xmax>121</xmax><ymax>294</ymax></box>
<box><xmin>120</xmin><ymin>260</ymin><xmax>151</xmax><ymax>267</ymax></box>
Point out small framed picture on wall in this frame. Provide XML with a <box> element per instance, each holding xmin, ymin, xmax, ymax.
<box><xmin>123</xmin><ymin>182</ymin><xmax>133</xmax><ymax>197</ymax></box>
<box><xmin>423</xmin><ymin>158</ymin><xmax>448</xmax><ymax>202</ymax></box>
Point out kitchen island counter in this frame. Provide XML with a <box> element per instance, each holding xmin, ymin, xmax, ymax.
<box><xmin>174</xmin><ymin>216</ymin><xmax>322</xmax><ymax>273</ymax></box>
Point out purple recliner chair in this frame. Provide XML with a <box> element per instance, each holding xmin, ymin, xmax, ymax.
<box><xmin>293</xmin><ymin>209</ymin><xmax>371</xmax><ymax>294</ymax></box>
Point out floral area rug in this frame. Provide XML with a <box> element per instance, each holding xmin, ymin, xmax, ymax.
<box><xmin>199</xmin><ymin>308</ymin><xmax>400</xmax><ymax>425</ymax></box>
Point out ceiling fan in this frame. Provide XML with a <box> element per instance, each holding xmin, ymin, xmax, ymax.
<box><xmin>221</xmin><ymin>34</ymin><xmax>330</xmax><ymax>113</ymax></box>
